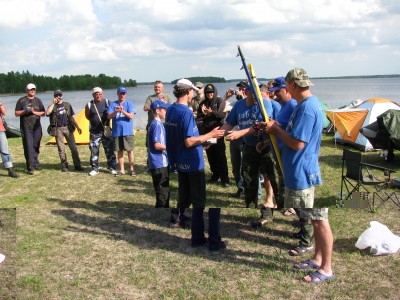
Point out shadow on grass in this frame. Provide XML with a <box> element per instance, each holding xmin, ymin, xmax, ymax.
<box><xmin>49</xmin><ymin>198</ymin><xmax>296</xmax><ymax>270</ymax></box>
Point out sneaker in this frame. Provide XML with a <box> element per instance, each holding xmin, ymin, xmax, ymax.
<box><xmin>89</xmin><ymin>169</ymin><xmax>99</xmax><ymax>176</ymax></box>
<box><xmin>109</xmin><ymin>169</ymin><xmax>118</xmax><ymax>176</ymax></box>
<box><xmin>209</xmin><ymin>240</ymin><xmax>227</xmax><ymax>251</ymax></box>
<box><xmin>169</xmin><ymin>222</ymin><xmax>189</xmax><ymax>229</ymax></box>
<box><xmin>130</xmin><ymin>170</ymin><xmax>137</xmax><ymax>176</ymax></box>
<box><xmin>221</xmin><ymin>181</ymin><xmax>230</xmax><ymax>187</ymax></box>
<box><xmin>8</xmin><ymin>168</ymin><xmax>20</xmax><ymax>178</ymax></box>
<box><xmin>33</xmin><ymin>165</ymin><xmax>42</xmax><ymax>171</ymax></box>
<box><xmin>74</xmin><ymin>166</ymin><xmax>85</xmax><ymax>172</ymax></box>
<box><xmin>27</xmin><ymin>170</ymin><xmax>34</xmax><ymax>175</ymax></box>
<box><xmin>230</xmin><ymin>189</ymin><xmax>244</xmax><ymax>198</ymax></box>
<box><xmin>191</xmin><ymin>237</ymin><xmax>208</xmax><ymax>248</ymax></box>
<box><xmin>251</xmin><ymin>218</ymin><xmax>273</xmax><ymax>229</ymax></box>
<box><xmin>207</xmin><ymin>177</ymin><xmax>219</xmax><ymax>184</ymax></box>
<box><xmin>61</xmin><ymin>167</ymin><xmax>69</xmax><ymax>172</ymax></box>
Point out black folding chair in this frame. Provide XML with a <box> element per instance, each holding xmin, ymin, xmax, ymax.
<box><xmin>338</xmin><ymin>148</ymin><xmax>398</xmax><ymax>211</ymax></box>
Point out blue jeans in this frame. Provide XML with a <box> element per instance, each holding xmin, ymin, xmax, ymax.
<box><xmin>0</xmin><ymin>131</ymin><xmax>13</xmax><ymax>169</ymax></box>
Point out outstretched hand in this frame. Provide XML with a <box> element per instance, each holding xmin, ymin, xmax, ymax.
<box><xmin>210</xmin><ymin>127</ymin><xmax>225</xmax><ymax>139</ymax></box>
<box><xmin>225</xmin><ymin>130</ymin><xmax>242</xmax><ymax>141</ymax></box>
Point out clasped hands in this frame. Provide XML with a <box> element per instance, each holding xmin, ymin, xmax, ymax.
<box><xmin>201</xmin><ymin>104</ymin><xmax>212</xmax><ymax>115</ymax></box>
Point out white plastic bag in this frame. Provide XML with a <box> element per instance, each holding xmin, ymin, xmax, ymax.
<box><xmin>355</xmin><ymin>221</ymin><xmax>400</xmax><ymax>255</ymax></box>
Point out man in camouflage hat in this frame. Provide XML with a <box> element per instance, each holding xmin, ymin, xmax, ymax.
<box><xmin>262</xmin><ymin>68</ymin><xmax>334</xmax><ymax>283</ymax></box>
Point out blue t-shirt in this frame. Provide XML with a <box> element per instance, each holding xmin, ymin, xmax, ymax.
<box><xmin>148</xmin><ymin>119</ymin><xmax>168</xmax><ymax>170</ymax></box>
<box><xmin>107</xmin><ymin>100</ymin><xmax>136</xmax><ymax>137</ymax></box>
<box><xmin>225</xmin><ymin>98</ymin><xmax>272</xmax><ymax>147</ymax></box>
<box><xmin>276</xmin><ymin>98</ymin><xmax>297</xmax><ymax>149</ymax></box>
<box><xmin>277</xmin><ymin>98</ymin><xmax>297</xmax><ymax>130</ymax></box>
<box><xmin>165</xmin><ymin>103</ymin><xmax>204</xmax><ymax>172</ymax></box>
<box><xmin>282</xmin><ymin>95</ymin><xmax>323</xmax><ymax>190</ymax></box>
<box><xmin>271</xmin><ymin>100</ymin><xmax>281</xmax><ymax>121</ymax></box>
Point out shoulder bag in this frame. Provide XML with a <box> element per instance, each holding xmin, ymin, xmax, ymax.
<box><xmin>93</xmin><ymin>102</ymin><xmax>111</xmax><ymax>138</ymax></box>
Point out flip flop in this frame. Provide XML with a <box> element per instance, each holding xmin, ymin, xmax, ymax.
<box><xmin>289</xmin><ymin>245</ymin><xmax>314</xmax><ymax>256</ymax></box>
<box><xmin>303</xmin><ymin>270</ymin><xmax>335</xmax><ymax>284</ymax></box>
<box><xmin>294</xmin><ymin>259</ymin><xmax>320</xmax><ymax>270</ymax></box>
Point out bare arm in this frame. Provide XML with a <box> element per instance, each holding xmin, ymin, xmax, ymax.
<box><xmin>70</xmin><ymin>116</ymin><xmax>82</xmax><ymax>134</ymax></box>
<box><xmin>154</xmin><ymin>142</ymin><xmax>166</xmax><ymax>151</ymax></box>
<box><xmin>184</xmin><ymin>127</ymin><xmax>225</xmax><ymax>148</ymax></box>
<box><xmin>46</xmin><ymin>102</ymin><xmax>56</xmax><ymax>116</ymax></box>
<box><xmin>143</xmin><ymin>104</ymin><xmax>151</xmax><ymax>112</ymax></box>
<box><xmin>0</xmin><ymin>101</ymin><xmax>6</xmax><ymax>116</ymax></box>
<box><xmin>226</xmin><ymin>127</ymin><xmax>257</xmax><ymax>141</ymax></box>
<box><xmin>84</xmin><ymin>104</ymin><xmax>90</xmax><ymax>120</ymax></box>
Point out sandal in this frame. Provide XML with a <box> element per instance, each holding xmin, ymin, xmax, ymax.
<box><xmin>303</xmin><ymin>270</ymin><xmax>335</xmax><ymax>284</ymax></box>
<box><xmin>282</xmin><ymin>208</ymin><xmax>296</xmax><ymax>216</ymax></box>
<box><xmin>289</xmin><ymin>245</ymin><xmax>314</xmax><ymax>256</ymax></box>
<box><xmin>294</xmin><ymin>259</ymin><xmax>320</xmax><ymax>270</ymax></box>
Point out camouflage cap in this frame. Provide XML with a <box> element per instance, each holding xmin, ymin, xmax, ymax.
<box><xmin>195</xmin><ymin>82</ymin><xmax>204</xmax><ymax>88</ymax></box>
<box><xmin>285</xmin><ymin>68</ymin><xmax>314</xmax><ymax>87</ymax></box>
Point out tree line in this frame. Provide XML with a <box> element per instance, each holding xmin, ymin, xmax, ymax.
<box><xmin>0</xmin><ymin>70</ymin><xmax>137</xmax><ymax>94</ymax></box>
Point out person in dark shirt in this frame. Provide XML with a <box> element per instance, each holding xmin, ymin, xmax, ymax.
<box><xmin>46</xmin><ymin>89</ymin><xmax>83</xmax><ymax>172</ymax></box>
<box><xmin>14</xmin><ymin>83</ymin><xmax>45</xmax><ymax>175</ymax></box>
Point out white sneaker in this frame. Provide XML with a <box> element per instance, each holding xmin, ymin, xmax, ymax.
<box><xmin>0</xmin><ymin>253</ymin><xmax>5</xmax><ymax>264</ymax></box>
<box><xmin>89</xmin><ymin>170</ymin><xmax>99</xmax><ymax>176</ymax></box>
<box><xmin>110</xmin><ymin>169</ymin><xmax>117</xmax><ymax>175</ymax></box>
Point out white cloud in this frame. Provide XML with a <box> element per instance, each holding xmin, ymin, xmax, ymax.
<box><xmin>0</xmin><ymin>0</ymin><xmax>399</xmax><ymax>81</ymax></box>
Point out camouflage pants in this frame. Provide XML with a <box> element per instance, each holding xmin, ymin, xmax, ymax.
<box><xmin>242</xmin><ymin>144</ymin><xmax>279</xmax><ymax>208</ymax></box>
<box><xmin>89</xmin><ymin>132</ymin><xmax>117</xmax><ymax>171</ymax></box>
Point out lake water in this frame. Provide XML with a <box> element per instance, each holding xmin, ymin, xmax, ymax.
<box><xmin>1</xmin><ymin>77</ymin><xmax>399</xmax><ymax>133</ymax></box>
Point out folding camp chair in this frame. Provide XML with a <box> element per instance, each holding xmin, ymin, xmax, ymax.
<box><xmin>338</xmin><ymin>148</ymin><xmax>398</xmax><ymax>211</ymax></box>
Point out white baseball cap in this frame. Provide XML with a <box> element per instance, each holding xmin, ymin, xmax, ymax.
<box><xmin>26</xmin><ymin>83</ymin><xmax>36</xmax><ymax>90</ymax></box>
<box><xmin>92</xmin><ymin>87</ymin><xmax>103</xmax><ymax>94</ymax></box>
<box><xmin>176</xmin><ymin>79</ymin><xmax>199</xmax><ymax>91</ymax></box>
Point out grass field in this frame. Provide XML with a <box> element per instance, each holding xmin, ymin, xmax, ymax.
<box><xmin>0</xmin><ymin>132</ymin><xmax>399</xmax><ymax>299</ymax></box>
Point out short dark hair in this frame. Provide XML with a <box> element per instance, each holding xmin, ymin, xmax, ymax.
<box><xmin>173</xmin><ymin>85</ymin><xmax>191</xmax><ymax>98</ymax></box>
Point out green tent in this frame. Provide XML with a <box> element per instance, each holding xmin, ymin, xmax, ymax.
<box><xmin>318</xmin><ymin>98</ymin><xmax>331</xmax><ymax>129</ymax></box>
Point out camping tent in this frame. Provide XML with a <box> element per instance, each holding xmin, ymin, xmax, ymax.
<box><xmin>318</xmin><ymin>98</ymin><xmax>332</xmax><ymax>130</ymax></box>
<box><xmin>360</xmin><ymin>109</ymin><xmax>400</xmax><ymax>161</ymax></box>
<box><xmin>325</xmin><ymin>98</ymin><xmax>400</xmax><ymax>151</ymax></box>
<box><xmin>47</xmin><ymin>108</ymin><xmax>90</xmax><ymax>145</ymax></box>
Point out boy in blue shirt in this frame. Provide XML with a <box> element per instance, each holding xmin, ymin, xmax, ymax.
<box><xmin>165</xmin><ymin>78</ymin><xmax>226</xmax><ymax>251</ymax></box>
<box><xmin>148</xmin><ymin>99</ymin><xmax>170</xmax><ymax>208</ymax></box>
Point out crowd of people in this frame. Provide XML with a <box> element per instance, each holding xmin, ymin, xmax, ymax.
<box><xmin>0</xmin><ymin>68</ymin><xmax>334</xmax><ymax>283</ymax></box>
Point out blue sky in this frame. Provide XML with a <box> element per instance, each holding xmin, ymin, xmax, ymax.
<box><xmin>0</xmin><ymin>0</ymin><xmax>399</xmax><ymax>82</ymax></box>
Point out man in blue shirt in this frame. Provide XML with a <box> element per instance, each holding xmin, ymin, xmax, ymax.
<box><xmin>220</xmin><ymin>83</ymin><xmax>278</xmax><ymax>211</ymax></box>
<box><xmin>263</xmin><ymin>68</ymin><xmax>334</xmax><ymax>283</ymax></box>
<box><xmin>107</xmin><ymin>87</ymin><xmax>137</xmax><ymax>176</ymax></box>
<box><xmin>165</xmin><ymin>78</ymin><xmax>226</xmax><ymax>251</ymax></box>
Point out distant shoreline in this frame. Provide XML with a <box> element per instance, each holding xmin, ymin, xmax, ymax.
<box><xmin>311</xmin><ymin>74</ymin><xmax>400</xmax><ymax>79</ymax></box>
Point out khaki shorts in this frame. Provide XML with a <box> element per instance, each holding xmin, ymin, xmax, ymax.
<box><xmin>114</xmin><ymin>135</ymin><xmax>134</xmax><ymax>152</ymax></box>
<box><xmin>284</xmin><ymin>187</ymin><xmax>328</xmax><ymax>220</ymax></box>
<box><xmin>284</xmin><ymin>187</ymin><xmax>314</xmax><ymax>208</ymax></box>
